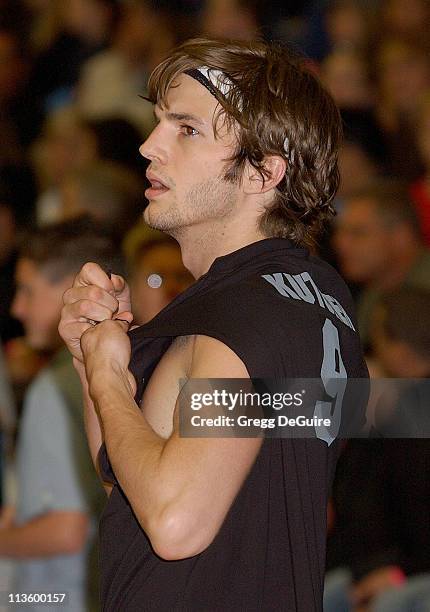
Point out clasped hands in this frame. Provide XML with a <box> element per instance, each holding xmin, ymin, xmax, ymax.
<box><xmin>59</xmin><ymin>262</ymin><xmax>137</xmax><ymax>397</ymax></box>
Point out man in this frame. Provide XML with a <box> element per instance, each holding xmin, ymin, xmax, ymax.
<box><xmin>0</xmin><ymin>218</ymin><xmax>116</xmax><ymax>610</ymax></box>
<box><xmin>333</xmin><ymin>179</ymin><xmax>430</xmax><ymax>345</ymax></box>
<box><xmin>59</xmin><ymin>38</ymin><xmax>368</xmax><ymax>610</ymax></box>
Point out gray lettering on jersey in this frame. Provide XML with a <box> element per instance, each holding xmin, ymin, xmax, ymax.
<box><xmin>285</xmin><ymin>274</ymin><xmax>315</xmax><ymax>304</ymax></box>
<box><xmin>314</xmin><ymin>318</ymin><xmax>347</xmax><ymax>446</ymax></box>
<box><xmin>262</xmin><ymin>272</ymin><xmax>355</xmax><ymax>331</ymax></box>
<box><xmin>321</xmin><ymin>293</ymin><xmax>336</xmax><ymax>314</ymax></box>
<box><xmin>262</xmin><ymin>273</ymin><xmax>300</xmax><ymax>299</ymax></box>
<box><xmin>299</xmin><ymin>272</ymin><xmax>326</xmax><ymax>308</ymax></box>
<box><xmin>321</xmin><ymin>294</ymin><xmax>355</xmax><ymax>330</ymax></box>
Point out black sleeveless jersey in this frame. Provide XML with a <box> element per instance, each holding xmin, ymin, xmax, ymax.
<box><xmin>98</xmin><ymin>238</ymin><xmax>368</xmax><ymax>611</ymax></box>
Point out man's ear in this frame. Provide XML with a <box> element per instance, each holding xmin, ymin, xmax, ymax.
<box><xmin>243</xmin><ymin>155</ymin><xmax>286</xmax><ymax>195</ymax></box>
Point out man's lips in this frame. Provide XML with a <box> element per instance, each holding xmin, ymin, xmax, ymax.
<box><xmin>145</xmin><ymin>172</ymin><xmax>170</xmax><ymax>199</ymax></box>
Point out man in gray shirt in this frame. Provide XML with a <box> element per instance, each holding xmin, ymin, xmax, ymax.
<box><xmin>0</xmin><ymin>218</ymin><xmax>117</xmax><ymax>610</ymax></box>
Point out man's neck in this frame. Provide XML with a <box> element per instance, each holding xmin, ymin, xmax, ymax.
<box><xmin>176</xmin><ymin>219</ymin><xmax>267</xmax><ymax>279</ymax></box>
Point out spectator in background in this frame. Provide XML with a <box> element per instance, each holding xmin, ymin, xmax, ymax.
<box><xmin>377</xmin><ymin>0</ymin><xmax>430</xmax><ymax>48</ymax></box>
<box><xmin>337</xmin><ymin>110</ymin><xmax>386</xmax><ymax>202</ymax></box>
<box><xmin>325</xmin><ymin>288</ymin><xmax>430</xmax><ymax>612</ymax></box>
<box><xmin>301</xmin><ymin>0</ymin><xmax>372</xmax><ymax>62</ymax></box>
<box><xmin>0</xmin><ymin>218</ymin><xmax>118</xmax><ymax>611</ymax></box>
<box><xmin>31</xmin><ymin>107</ymin><xmax>100</xmax><ymax>225</ymax></box>
<box><xmin>325</xmin><ymin>436</ymin><xmax>430</xmax><ymax>612</ymax></box>
<box><xmin>200</xmin><ymin>0</ymin><xmax>260</xmax><ymax>41</ymax></box>
<box><xmin>320</xmin><ymin>44</ymin><xmax>386</xmax><ymax>200</ymax></box>
<box><xmin>374</xmin><ymin>38</ymin><xmax>430</xmax><ymax>181</ymax></box>
<box><xmin>372</xmin><ymin>287</ymin><xmax>430</xmax><ymax>378</ymax></box>
<box><xmin>60</xmin><ymin>161</ymin><xmax>146</xmax><ymax>241</ymax></box>
<box><xmin>370</xmin><ymin>288</ymin><xmax>430</xmax><ymax>438</ymax></box>
<box><xmin>410</xmin><ymin>92</ymin><xmax>430</xmax><ymax>246</ymax></box>
<box><xmin>337</xmin><ymin>139</ymin><xmax>380</xmax><ymax>205</ymax></box>
<box><xmin>32</xmin><ymin>109</ymin><xmax>147</xmax><ymax>226</ymax></box>
<box><xmin>77</xmin><ymin>0</ymin><xmax>180</xmax><ymax>135</ymax></box>
<box><xmin>127</xmin><ymin>227</ymin><xmax>193</xmax><ymax>325</ymax></box>
<box><xmin>318</xmin><ymin>112</ymin><xmax>385</xmax><ymax>268</ymax></box>
<box><xmin>332</xmin><ymin>180</ymin><xmax>430</xmax><ymax>346</ymax></box>
<box><xmin>324</xmin><ymin>0</ymin><xmax>370</xmax><ymax>52</ymax></box>
<box><xmin>321</xmin><ymin>48</ymin><xmax>373</xmax><ymax>111</ymax></box>
<box><xmin>28</xmin><ymin>0</ymin><xmax>119</xmax><ymax>113</ymax></box>
<box><xmin>0</xmin><ymin>27</ymin><xmax>43</xmax><ymax>148</ymax></box>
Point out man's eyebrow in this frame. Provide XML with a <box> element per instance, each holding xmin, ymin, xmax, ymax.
<box><xmin>161</xmin><ymin>110</ymin><xmax>207</xmax><ymax>127</ymax></box>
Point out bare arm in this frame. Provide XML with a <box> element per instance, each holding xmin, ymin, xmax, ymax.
<box><xmin>59</xmin><ymin>263</ymin><xmax>134</xmax><ymax>491</ymax></box>
<box><xmin>73</xmin><ymin>358</ymin><xmax>113</xmax><ymax>494</ymax></box>
<box><xmin>59</xmin><ymin>263</ymin><xmax>262</xmax><ymax>559</ymax></box>
<box><xmin>85</xmin><ymin>332</ymin><xmax>262</xmax><ymax>560</ymax></box>
<box><xmin>73</xmin><ymin>358</ymin><xmax>103</xmax><ymax>469</ymax></box>
<box><xmin>0</xmin><ymin>511</ymin><xmax>89</xmax><ymax>558</ymax></box>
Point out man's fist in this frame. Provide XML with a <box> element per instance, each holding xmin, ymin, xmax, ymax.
<box><xmin>59</xmin><ymin>262</ymin><xmax>133</xmax><ymax>362</ymax></box>
<box><xmin>80</xmin><ymin>318</ymin><xmax>137</xmax><ymax>398</ymax></box>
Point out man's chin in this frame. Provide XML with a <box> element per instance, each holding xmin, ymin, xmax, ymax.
<box><xmin>143</xmin><ymin>205</ymin><xmax>154</xmax><ymax>226</ymax></box>
<box><xmin>144</xmin><ymin>205</ymin><xmax>176</xmax><ymax>234</ymax></box>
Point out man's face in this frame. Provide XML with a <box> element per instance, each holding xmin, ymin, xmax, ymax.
<box><xmin>333</xmin><ymin>198</ymin><xmax>393</xmax><ymax>284</ymax></box>
<box><xmin>11</xmin><ymin>258</ymin><xmax>72</xmax><ymax>351</ymax></box>
<box><xmin>140</xmin><ymin>73</ymin><xmax>240</xmax><ymax>235</ymax></box>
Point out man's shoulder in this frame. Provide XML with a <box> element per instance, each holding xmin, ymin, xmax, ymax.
<box><xmin>210</xmin><ymin>251</ymin><xmax>356</xmax><ymax>330</ymax></box>
<box><xmin>134</xmin><ymin>245</ymin><xmax>362</xmax><ymax>377</ymax></box>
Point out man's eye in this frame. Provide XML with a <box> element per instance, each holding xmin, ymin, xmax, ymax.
<box><xmin>180</xmin><ymin>125</ymin><xmax>199</xmax><ymax>137</ymax></box>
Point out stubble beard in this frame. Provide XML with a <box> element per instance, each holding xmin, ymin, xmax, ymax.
<box><xmin>144</xmin><ymin>175</ymin><xmax>238</xmax><ymax>238</ymax></box>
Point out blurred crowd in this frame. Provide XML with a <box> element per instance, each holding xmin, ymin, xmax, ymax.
<box><xmin>0</xmin><ymin>0</ymin><xmax>429</xmax><ymax>611</ymax></box>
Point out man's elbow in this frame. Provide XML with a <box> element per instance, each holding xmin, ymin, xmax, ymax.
<box><xmin>145</xmin><ymin>509</ymin><xmax>214</xmax><ymax>561</ymax></box>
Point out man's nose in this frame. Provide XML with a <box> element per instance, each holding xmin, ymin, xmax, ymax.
<box><xmin>139</xmin><ymin>126</ymin><xmax>168</xmax><ymax>164</ymax></box>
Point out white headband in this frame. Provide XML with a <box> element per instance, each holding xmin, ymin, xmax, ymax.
<box><xmin>185</xmin><ymin>66</ymin><xmax>293</xmax><ymax>162</ymax></box>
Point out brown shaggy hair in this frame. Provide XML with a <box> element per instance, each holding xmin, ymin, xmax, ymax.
<box><xmin>147</xmin><ymin>38</ymin><xmax>342</xmax><ymax>248</ymax></box>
